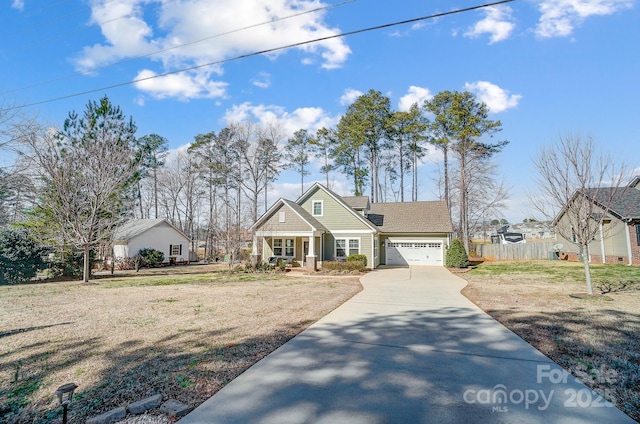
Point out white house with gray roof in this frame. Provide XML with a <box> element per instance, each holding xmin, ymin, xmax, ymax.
<box><xmin>250</xmin><ymin>183</ymin><xmax>453</xmax><ymax>270</ymax></box>
<box><xmin>113</xmin><ymin>219</ymin><xmax>190</xmax><ymax>265</ymax></box>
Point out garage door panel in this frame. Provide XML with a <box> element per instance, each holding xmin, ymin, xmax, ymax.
<box><xmin>386</xmin><ymin>240</ymin><xmax>443</xmax><ymax>266</ymax></box>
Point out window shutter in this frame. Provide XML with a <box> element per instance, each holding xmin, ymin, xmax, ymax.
<box><xmin>179</xmin><ymin>244</ymin><xmax>182</xmax><ymax>255</ymax></box>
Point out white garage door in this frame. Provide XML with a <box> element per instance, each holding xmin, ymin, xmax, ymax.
<box><xmin>386</xmin><ymin>240</ymin><xmax>443</xmax><ymax>266</ymax></box>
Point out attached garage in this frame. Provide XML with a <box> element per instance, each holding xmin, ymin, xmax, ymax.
<box><xmin>385</xmin><ymin>239</ymin><xmax>444</xmax><ymax>266</ymax></box>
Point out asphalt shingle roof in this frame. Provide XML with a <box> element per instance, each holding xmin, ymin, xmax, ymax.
<box><xmin>366</xmin><ymin>201</ymin><xmax>453</xmax><ymax>233</ymax></box>
<box><xmin>113</xmin><ymin>219</ymin><xmax>167</xmax><ymax>241</ymax></box>
<box><xmin>342</xmin><ymin>196</ymin><xmax>370</xmax><ymax>210</ymax></box>
<box><xmin>587</xmin><ymin>187</ymin><xmax>640</xmax><ymax>219</ymax></box>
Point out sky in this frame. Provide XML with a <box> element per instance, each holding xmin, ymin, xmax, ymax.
<box><xmin>1</xmin><ymin>0</ymin><xmax>638</xmax><ymax>223</ymax></box>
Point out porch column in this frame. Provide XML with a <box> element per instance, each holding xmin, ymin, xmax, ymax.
<box><xmin>251</xmin><ymin>234</ymin><xmax>261</xmax><ymax>266</ymax></box>
<box><xmin>306</xmin><ymin>232</ymin><xmax>317</xmax><ymax>271</ymax></box>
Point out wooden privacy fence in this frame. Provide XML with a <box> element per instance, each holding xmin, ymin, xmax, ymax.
<box><xmin>472</xmin><ymin>241</ymin><xmax>557</xmax><ymax>261</ymax></box>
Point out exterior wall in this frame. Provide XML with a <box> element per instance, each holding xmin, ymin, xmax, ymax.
<box><xmin>113</xmin><ymin>243</ymin><xmax>129</xmax><ymax>259</ymax></box>
<box><xmin>555</xmin><ymin>215</ymin><xmax>636</xmax><ymax>264</ymax></box>
<box><xmin>259</xmin><ymin>204</ymin><xmax>313</xmax><ymax>234</ymax></box>
<box><xmin>299</xmin><ymin>188</ymin><xmax>373</xmax><ymax>232</ymax></box>
<box><xmin>125</xmin><ymin>222</ymin><xmax>189</xmax><ymax>263</ymax></box>
<box><xmin>321</xmin><ymin>231</ymin><xmax>374</xmax><ymax>269</ymax></box>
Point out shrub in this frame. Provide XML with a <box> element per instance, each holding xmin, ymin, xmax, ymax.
<box><xmin>0</xmin><ymin>228</ymin><xmax>48</xmax><ymax>284</ymax></box>
<box><xmin>322</xmin><ymin>261</ymin><xmax>364</xmax><ymax>272</ymax></box>
<box><xmin>347</xmin><ymin>254</ymin><xmax>367</xmax><ymax>267</ymax></box>
<box><xmin>48</xmin><ymin>249</ymin><xmax>97</xmax><ymax>279</ymax></box>
<box><xmin>446</xmin><ymin>238</ymin><xmax>469</xmax><ymax>268</ymax></box>
<box><xmin>138</xmin><ymin>248</ymin><xmax>164</xmax><ymax>267</ymax></box>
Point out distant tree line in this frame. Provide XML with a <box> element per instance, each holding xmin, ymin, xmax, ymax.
<box><xmin>0</xmin><ymin>88</ymin><xmax>511</xmax><ymax>283</ymax></box>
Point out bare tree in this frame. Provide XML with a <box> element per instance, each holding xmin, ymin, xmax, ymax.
<box><xmin>18</xmin><ymin>97</ymin><xmax>141</xmax><ymax>282</ymax></box>
<box><xmin>530</xmin><ymin>134</ymin><xmax>628</xmax><ymax>295</ymax></box>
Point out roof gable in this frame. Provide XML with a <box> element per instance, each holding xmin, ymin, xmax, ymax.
<box><xmin>114</xmin><ymin>219</ymin><xmax>189</xmax><ymax>242</ymax></box>
<box><xmin>249</xmin><ymin>197</ymin><xmax>327</xmax><ymax>232</ymax></box>
<box><xmin>296</xmin><ymin>183</ymin><xmax>378</xmax><ymax>232</ymax></box>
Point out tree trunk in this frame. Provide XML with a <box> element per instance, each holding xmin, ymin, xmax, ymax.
<box><xmin>581</xmin><ymin>244</ymin><xmax>594</xmax><ymax>295</ymax></box>
<box><xmin>83</xmin><ymin>244</ymin><xmax>91</xmax><ymax>283</ymax></box>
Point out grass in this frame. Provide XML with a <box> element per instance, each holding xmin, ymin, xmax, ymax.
<box><xmin>0</xmin><ymin>264</ymin><xmax>362</xmax><ymax>423</ymax></box>
<box><xmin>460</xmin><ymin>260</ymin><xmax>640</xmax><ymax>422</ymax></box>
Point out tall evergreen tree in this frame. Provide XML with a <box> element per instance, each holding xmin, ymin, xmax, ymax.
<box><xmin>284</xmin><ymin>129</ymin><xmax>313</xmax><ymax>196</ymax></box>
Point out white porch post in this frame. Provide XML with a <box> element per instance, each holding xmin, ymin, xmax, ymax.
<box><xmin>251</xmin><ymin>234</ymin><xmax>260</xmax><ymax>266</ymax></box>
<box><xmin>306</xmin><ymin>232</ymin><xmax>317</xmax><ymax>271</ymax></box>
<box><xmin>308</xmin><ymin>232</ymin><xmax>315</xmax><ymax>256</ymax></box>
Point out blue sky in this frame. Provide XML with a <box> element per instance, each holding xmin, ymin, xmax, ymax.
<box><xmin>1</xmin><ymin>0</ymin><xmax>638</xmax><ymax>223</ymax></box>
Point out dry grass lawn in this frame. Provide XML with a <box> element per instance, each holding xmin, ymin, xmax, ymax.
<box><xmin>460</xmin><ymin>260</ymin><xmax>640</xmax><ymax>422</ymax></box>
<box><xmin>0</xmin><ymin>264</ymin><xmax>362</xmax><ymax>423</ymax></box>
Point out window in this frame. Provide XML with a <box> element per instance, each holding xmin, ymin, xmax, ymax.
<box><xmin>335</xmin><ymin>238</ymin><xmax>360</xmax><ymax>258</ymax></box>
<box><xmin>374</xmin><ymin>237</ymin><xmax>379</xmax><ymax>258</ymax></box>
<box><xmin>312</xmin><ymin>200</ymin><xmax>323</xmax><ymax>216</ymax></box>
<box><xmin>349</xmin><ymin>239</ymin><xmax>360</xmax><ymax>256</ymax></box>
<box><xmin>170</xmin><ymin>244</ymin><xmax>182</xmax><ymax>256</ymax></box>
<box><xmin>285</xmin><ymin>239</ymin><xmax>295</xmax><ymax>257</ymax></box>
<box><xmin>273</xmin><ymin>239</ymin><xmax>294</xmax><ymax>257</ymax></box>
<box><xmin>273</xmin><ymin>239</ymin><xmax>282</xmax><ymax>256</ymax></box>
<box><xmin>636</xmin><ymin>224</ymin><xmax>640</xmax><ymax>246</ymax></box>
<box><xmin>279</xmin><ymin>211</ymin><xmax>286</xmax><ymax>223</ymax></box>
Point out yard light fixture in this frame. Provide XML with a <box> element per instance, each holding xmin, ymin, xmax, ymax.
<box><xmin>54</xmin><ymin>383</ymin><xmax>77</xmax><ymax>424</ymax></box>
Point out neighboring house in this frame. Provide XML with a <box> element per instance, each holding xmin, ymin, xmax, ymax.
<box><xmin>509</xmin><ymin>221</ymin><xmax>555</xmax><ymax>240</ymax></box>
<box><xmin>249</xmin><ymin>183</ymin><xmax>453</xmax><ymax>270</ymax></box>
<box><xmin>553</xmin><ymin>177</ymin><xmax>640</xmax><ymax>265</ymax></box>
<box><xmin>113</xmin><ymin>219</ymin><xmax>190</xmax><ymax>265</ymax></box>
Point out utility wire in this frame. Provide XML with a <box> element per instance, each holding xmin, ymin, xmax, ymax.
<box><xmin>2</xmin><ymin>0</ymin><xmax>355</xmax><ymax>95</ymax></box>
<box><xmin>9</xmin><ymin>0</ymin><xmax>515</xmax><ymax>111</ymax></box>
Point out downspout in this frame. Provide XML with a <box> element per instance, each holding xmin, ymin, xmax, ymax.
<box><xmin>599</xmin><ymin>222</ymin><xmax>606</xmax><ymax>264</ymax></box>
<box><xmin>624</xmin><ymin>218</ymin><xmax>633</xmax><ymax>265</ymax></box>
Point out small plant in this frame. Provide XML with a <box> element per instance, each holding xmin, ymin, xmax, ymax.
<box><xmin>347</xmin><ymin>254</ymin><xmax>367</xmax><ymax>267</ymax></box>
<box><xmin>138</xmin><ymin>248</ymin><xmax>165</xmax><ymax>267</ymax></box>
<box><xmin>322</xmin><ymin>261</ymin><xmax>364</xmax><ymax>272</ymax></box>
<box><xmin>446</xmin><ymin>238</ymin><xmax>469</xmax><ymax>268</ymax></box>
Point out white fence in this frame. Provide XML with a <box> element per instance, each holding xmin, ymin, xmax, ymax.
<box><xmin>472</xmin><ymin>241</ymin><xmax>557</xmax><ymax>261</ymax></box>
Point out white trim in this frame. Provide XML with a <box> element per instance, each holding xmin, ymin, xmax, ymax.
<box><xmin>255</xmin><ymin>231</ymin><xmax>323</xmax><ymax>237</ymax></box>
<box><xmin>599</xmin><ymin>222</ymin><xmax>606</xmax><ymax>264</ymax></box>
<box><xmin>625</xmin><ymin>222</ymin><xmax>633</xmax><ymax>266</ymax></box>
<box><xmin>330</xmin><ymin>229</ymin><xmax>376</xmax><ymax>234</ymax></box>
<box><xmin>312</xmin><ymin>200</ymin><xmax>324</xmax><ymax>217</ymax></box>
<box><xmin>335</xmin><ymin>237</ymin><xmax>360</xmax><ymax>259</ymax></box>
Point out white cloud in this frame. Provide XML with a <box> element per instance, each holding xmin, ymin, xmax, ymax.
<box><xmin>76</xmin><ymin>0</ymin><xmax>351</xmax><ymax>99</ymax></box>
<box><xmin>340</xmin><ymin>88</ymin><xmax>363</xmax><ymax>106</ymax></box>
<box><xmin>251</xmin><ymin>72</ymin><xmax>271</xmax><ymax>89</ymax></box>
<box><xmin>535</xmin><ymin>0</ymin><xmax>633</xmax><ymax>38</ymax></box>
<box><xmin>133</xmin><ymin>69</ymin><xmax>228</xmax><ymax>100</ymax></box>
<box><xmin>464</xmin><ymin>81</ymin><xmax>521</xmax><ymax>113</ymax></box>
<box><xmin>398</xmin><ymin>86</ymin><xmax>433</xmax><ymax>112</ymax></box>
<box><xmin>222</xmin><ymin>102</ymin><xmax>337</xmax><ymax>137</ymax></box>
<box><xmin>11</xmin><ymin>0</ymin><xmax>24</xmax><ymax>11</ymax></box>
<box><xmin>464</xmin><ymin>5</ymin><xmax>515</xmax><ymax>44</ymax></box>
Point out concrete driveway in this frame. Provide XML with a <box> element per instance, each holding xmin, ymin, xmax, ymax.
<box><xmin>179</xmin><ymin>266</ymin><xmax>635</xmax><ymax>423</ymax></box>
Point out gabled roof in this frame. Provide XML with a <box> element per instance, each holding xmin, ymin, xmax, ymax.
<box><xmin>249</xmin><ymin>197</ymin><xmax>328</xmax><ymax>232</ymax></box>
<box><xmin>342</xmin><ymin>196</ymin><xmax>370</xmax><ymax>210</ymax></box>
<box><xmin>296</xmin><ymin>182</ymin><xmax>379</xmax><ymax>232</ymax></box>
<box><xmin>114</xmin><ymin>219</ymin><xmax>189</xmax><ymax>242</ymax></box>
<box><xmin>366</xmin><ymin>201</ymin><xmax>453</xmax><ymax>233</ymax></box>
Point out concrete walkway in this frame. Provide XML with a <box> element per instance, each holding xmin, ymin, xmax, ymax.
<box><xmin>180</xmin><ymin>266</ymin><xmax>635</xmax><ymax>423</ymax></box>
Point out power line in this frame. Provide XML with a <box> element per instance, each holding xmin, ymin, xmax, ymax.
<box><xmin>9</xmin><ymin>0</ymin><xmax>515</xmax><ymax>111</ymax></box>
<box><xmin>2</xmin><ymin>0</ymin><xmax>356</xmax><ymax>95</ymax></box>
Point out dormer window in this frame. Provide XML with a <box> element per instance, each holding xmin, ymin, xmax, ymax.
<box><xmin>312</xmin><ymin>200</ymin><xmax>323</xmax><ymax>216</ymax></box>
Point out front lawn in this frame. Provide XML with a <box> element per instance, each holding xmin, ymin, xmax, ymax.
<box><xmin>0</xmin><ymin>266</ymin><xmax>362</xmax><ymax>423</ymax></box>
<box><xmin>460</xmin><ymin>261</ymin><xmax>640</xmax><ymax>422</ymax></box>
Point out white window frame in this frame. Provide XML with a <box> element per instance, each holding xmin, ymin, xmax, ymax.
<box><xmin>335</xmin><ymin>237</ymin><xmax>360</xmax><ymax>259</ymax></box>
<box><xmin>312</xmin><ymin>200</ymin><xmax>323</xmax><ymax>216</ymax></box>
<box><xmin>374</xmin><ymin>237</ymin><xmax>379</xmax><ymax>258</ymax></box>
<box><xmin>273</xmin><ymin>238</ymin><xmax>294</xmax><ymax>257</ymax></box>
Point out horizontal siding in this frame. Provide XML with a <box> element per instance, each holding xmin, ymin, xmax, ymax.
<box><xmin>300</xmin><ymin>188</ymin><xmax>373</xmax><ymax>232</ymax></box>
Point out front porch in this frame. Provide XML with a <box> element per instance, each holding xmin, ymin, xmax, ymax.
<box><xmin>252</xmin><ymin>232</ymin><xmax>324</xmax><ymax>271</ymax></box>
